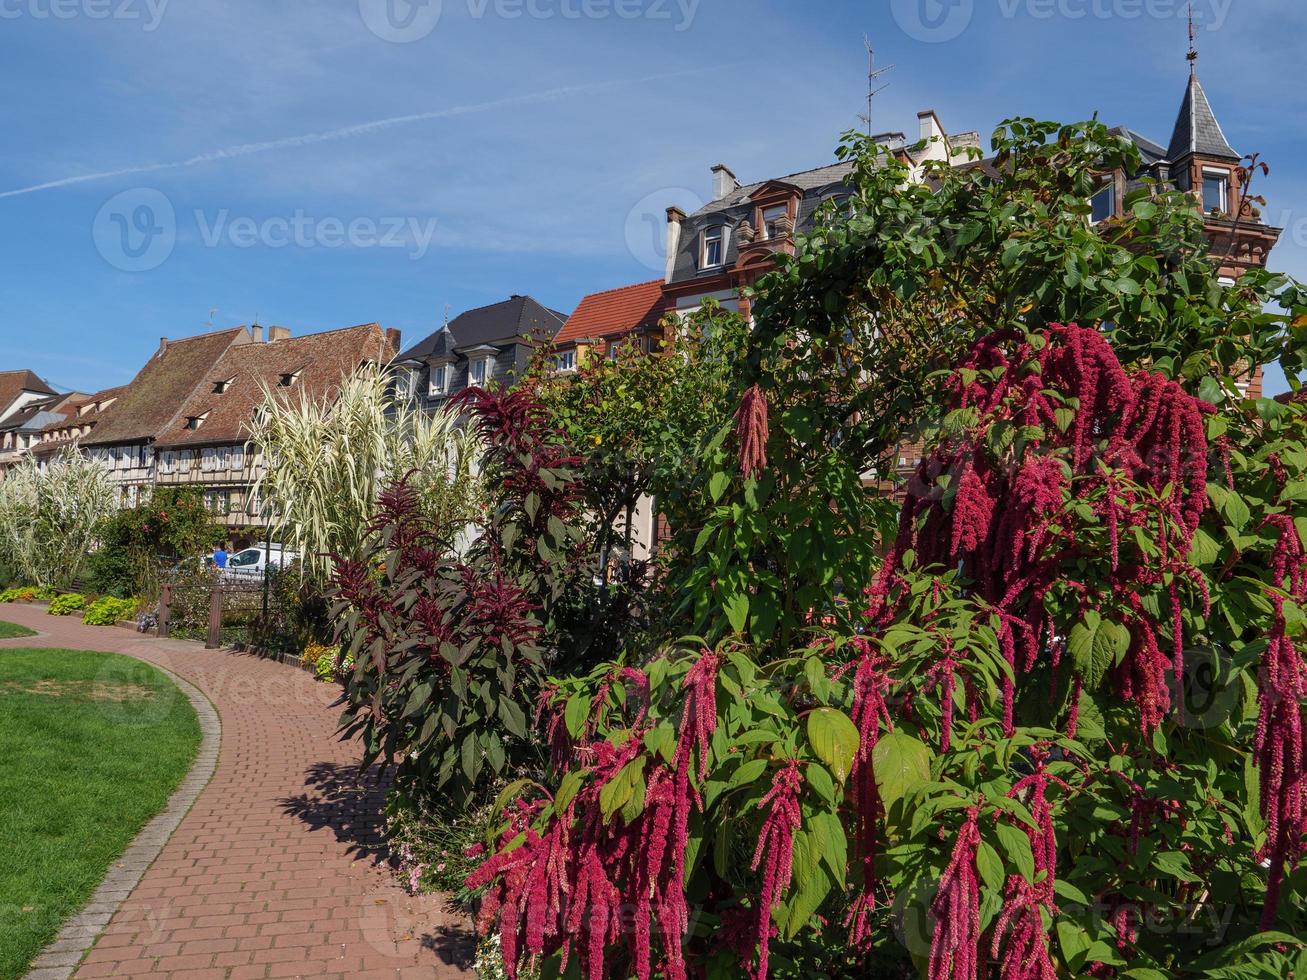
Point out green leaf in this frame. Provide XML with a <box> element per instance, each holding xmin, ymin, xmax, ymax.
<box><xmin>564</xmin><ymin>693</ymin><xmax>591</xmax><ymax>738</ymax></box>
<box><xmin>994</xmin><ymin>822</ymin><xmax>1035</xmax><ymax>882</ymax></box>
<box><xmin>553</xmin><ymin>770</ymin><xmax>585</xmax><ymax>813</ymax></box>
<box><xmin>872</xmin><ymin>731</ymin><xmax>932</xmax><ymax>810</ymax></box>
<box><xmin>806</xmin><ymin>708</ymin><xmax>859</xmax><ymax>783</ymax></box>
<box><xmin>1067</xmin><ymin>611</ymin><xmax>1127</xmax><ymax>689</ymax></box>
<box><xmin>709</xmin><ymin>471</ymin><xmax>730</xmax><ymax>503</ymax></box>
<box><xmin>599</xmin><ymin>759</ymin><xmax>643</xmax><ymax>820</ymax></box>
<box><xmin>806</xmin><ymin>761</ymin><xmax>836</xmax><ymax>804</ymax></box>
<box><xmin>723</xmin><ymin>589</ymin><xmax>750</xmax><ymax>634</ymax></box>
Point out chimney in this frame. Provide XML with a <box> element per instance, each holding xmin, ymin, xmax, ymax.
<box><xmin>918</xmin><ymin>109</ymin><xmax>946</xmax><ymax>145</ymax></box>
<box><xmin>249</xmin><ymin>325</ymin><xmax>263</xmax><ymax>343</ymax></box>
<box><xmin>385</xmin><ymin>328</ymin><xmax>402</xmax><ymax>353</ymax></box>
<box><xmin>665</xmin><ymin>207</ymin><xmax>685</xmax><ymax>284</ymax></box>
<box><xmin>268</xmin><ymin>326</ymin><xmax>291</xmax><ymax>342</ymax></box>
<box><xmin>711</xmin><ymin>163</ymin><xmax>738</xmax><ymax>201</ymax></box>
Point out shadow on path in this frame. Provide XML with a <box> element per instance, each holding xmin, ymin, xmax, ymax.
<box><xmin>279</xmin><ymin>759</ymin><xmax>392</xmax><ymax>865</ymax></box>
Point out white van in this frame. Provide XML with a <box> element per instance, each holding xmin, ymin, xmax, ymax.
<box><xmin>221</xmin><ymin>545</ymin><xmax>299</xmax><ymax>581</ymax></box>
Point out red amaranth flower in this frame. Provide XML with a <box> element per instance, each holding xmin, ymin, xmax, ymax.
<box><xmin>736</xmin><ymin>384</ymin><xmax>769</xmax><ymax>480</ymax></box>
<box><xmin>749</xmin><ymin>760</ymin><xmax>803</xmax><ymax>980</ymax></box>
<box><xmin>928</xmin><ymin>807</ymin><xmax>982</xmax><ymax>980</ymax></box>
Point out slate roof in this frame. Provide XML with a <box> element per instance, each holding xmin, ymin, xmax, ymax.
<box><xmin>555</xmin><ymin>279</ymin><xmax>669</xmax><ymax>346</ymax></box>
<box><xmin>0</xmin><ymin>370</ymin><xmax>56</xmax><ymax>415</ymax></box>
<box><xmin>688</xmin><ymin>162</ymin><xmax>856</xmax><ymax>219</ymax></box>
<box><xmin>154</xmin><ymin>323</ymin><xmax>394</xmax><ymax>450</ymax></box>
<box><xmin>1165</xmin><ymin>74</ymin><xmax>1239</xmax><ymax>162</ymax></box>
<box><xmin>670</xmin><ymin>163</ymin><xmax>857</xmax><ymax>284</ymax></box>
<box><xmin>83</xmin><ymin>327</ymin><xmax>249</xmax><ymax>446</ymax></box>
<box><xmin>398</xmin><ymin>295</ymin><xmax>568</xmax><ymax>362</ymax></box>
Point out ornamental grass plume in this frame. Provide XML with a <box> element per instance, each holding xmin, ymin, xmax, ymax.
<box><xmin>736</xmin><ymin>384</ymin><xmax>769</xmax><ymax>479</ymax></box>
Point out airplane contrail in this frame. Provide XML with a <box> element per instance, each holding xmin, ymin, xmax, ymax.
<box><xmin>0</xmin><ymin>68</ymin><xmax>717</xmax><ymax>200</ymax></box>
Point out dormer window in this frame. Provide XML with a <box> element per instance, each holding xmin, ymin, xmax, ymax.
<box><xmin>185</xmin><ymin>412</ymin><xmax>209</xmax><ymax>430</ymax></box>
<box><xmin>278</xmin><ymin>369</ymin><xmax>302</xmax><ymax>388</ymax></box>
<box><xmin>428</xmin><ymin>364</ymin><xmax>448</xmax><ymax>397</ymax></box>
<box><xmin>1090</xmin><ymin>183</ymin><xmax>1116</xmax><ymax>224</ymax></box>
<box><xmin>470</xmin><ymin>357</ymin><xmax>489</xmax><ymax>387</ymax></box>
<box><xmin>1203</xmin><ymin>170</ymin><xmax>1229</xmax><ymax>214</ymax></box>
<box><xmin>555</xmin><ymin>351</ymin><xmax>576</xmax><ymax>373</ymax></box>
<box><xmin>702</xmin><ymin>227</ymin><xmax>724</xmax><ymax>268</ymax></box>
<box><xmin>213</xmin><ymin>377</ymin><xmax>235</xmax><ymax>394</ymax></box>
<box><xmin>762</xmin><ymin>205</ymin><xmax>788</xmax><ymax>239</ymax></box>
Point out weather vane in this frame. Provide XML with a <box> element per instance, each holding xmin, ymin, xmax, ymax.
<box><xmin>1187</xmin><ymin>2</ymin><xmax>1198</xmax><ymax>76</ymax></box>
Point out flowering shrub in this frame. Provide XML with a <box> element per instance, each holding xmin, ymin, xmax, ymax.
<box><xmin>47</xmin><ymin>593</ymin><xmax>88</xmax><ymax>616</ymax></box>
<box><xmin>460</xmin><ymin>120</ymin><xmax>1307</xmax><ymax>977</ymax></box>
<box><xmin>467</xmin><ymin>320</ymin><xmax>1307</xmax><ymax>978</ymax></box>
<box><xmin>82</xmin><ymin>596</ymin><xmax>138</xmax><ymax>626</ymax></box>
<box><xmin>0</xmin><ymin>587</ymin><xmax>40</xmax><ymax>603</ymax></box>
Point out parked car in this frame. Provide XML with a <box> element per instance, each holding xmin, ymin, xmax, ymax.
<box><xmin>215</xmin><ymin>545</ymin><xmax>299</xmax><ymax>581</ymax></box>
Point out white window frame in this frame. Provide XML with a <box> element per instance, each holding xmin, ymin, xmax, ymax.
<box><xmin>1202</xmin><ymin>168</ymin><xmax>1229</xmax><ymax>214</ymax></box>
<box><xmin>428</xmin><ymin>364</ymin><xmax>448</xmax><ymax>397</ymax></box>
<box><xmin>555</xmin><ymin>351</ymin><xmax>576</xmax><ymax>373</ymax></box>
<box><xmin>1089</xmin><ymin>183</ymin><xmax>1116</xmax><ymax>224</ymax></box>
<box><xmin>702</xmin><ymin>227</ymin><xmax>724</xmax><ymax>268</ymax></box>
<box><xmin>761</xmin><ymin>205</ymin><xmax>787</xmax><ymax>239</ymax></box>
<box><xmin>470</xmin><ymin>357</ymin><xmax>490</xmax><ymax>387</ymax></box>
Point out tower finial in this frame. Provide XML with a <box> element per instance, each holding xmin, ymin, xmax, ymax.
<box><xmin>1187</xmin><ymin>1</ymin><xmax>1198</xmax><ymax>77</ymax></box>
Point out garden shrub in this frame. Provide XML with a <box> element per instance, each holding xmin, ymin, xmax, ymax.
<box><xmin>332</xmin><ymin>388</ymin><xmax>602</xmax><ymax>806</ymax></box>
<box><xmin>0</xmin><ymin>588</ymin><xmax>37</xmax><ymax>603</ymax></box>
<box><xmin>82</xmin><ymin>596</ymin><xmax>138</xmax><ymax>626</ymax></box>
<box><xmin>465</xmin><ymin>119</ymin><xmax>1307</xmax><ymax>979</ymax></box>
<box><xmin>86</xmin><ymin>486</ymin><xmax>224</xmax><ymax>599</ymax></box>
<box><xmin>47</xmin><ymin>593</ymin><xmax>88</xmax><ymax>616</ymax></box>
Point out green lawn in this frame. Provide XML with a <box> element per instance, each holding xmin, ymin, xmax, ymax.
<box><xmin>0</xmin><ymin>622</ymin><xmax>35</xmax><ymax>639</ymax></box>
<box><xmin>0</xmin><ymin>649</ymin><xmax>200</xmax><ymax>979</ymax></box>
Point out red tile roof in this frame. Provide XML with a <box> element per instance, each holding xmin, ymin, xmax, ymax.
<box><xmin>154</xmin><ymin>323</ymin><xmax>395</xmax><ymax>450</ymax></box>
<box><xmin>554</xmin><ymin>279</ymin><xmax>668</xmax><ymax>346</ymax></box>
<box><xmin>83</xmin><ymin>327</ymin><xmax>250</xmax><ymax>446</ymax></box>
<box><xmin>0</xmin><ymin>370</ymin><xmax>55</xmax><ymax>415</ymax></box>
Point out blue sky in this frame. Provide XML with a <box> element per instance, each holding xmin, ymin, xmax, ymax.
<box><xmin>2</xmin><ymin>0</ymin><xmax>1304</xmax><ymax>395</ymax></box>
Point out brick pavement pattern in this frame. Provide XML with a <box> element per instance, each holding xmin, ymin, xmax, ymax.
<box><xmin>0</xmin><ymin>605</ymin><xmax>473</xmax><ymax>979</ymax></box>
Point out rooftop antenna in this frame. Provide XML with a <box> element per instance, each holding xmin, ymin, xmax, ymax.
<box><xmin>857</xmin><ymin>35</ymin><xmax>894</xmax><ymax>137</ymax></box>
<box><xmin>1187</xmin><ymin>1</ymin><xmax>1198</xmax><ymax>77</ymax></box>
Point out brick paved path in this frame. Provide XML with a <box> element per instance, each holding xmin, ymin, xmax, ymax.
<box><xmin>0</xmin><ymin>605</ymin><xmax>473</xmax><ymax>979</ymax></box>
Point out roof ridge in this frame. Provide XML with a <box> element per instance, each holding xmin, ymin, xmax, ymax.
<box><xmin>571</xmin><ymin>279</ymin><xmax>664</xmax><ymax>305</ymax></box>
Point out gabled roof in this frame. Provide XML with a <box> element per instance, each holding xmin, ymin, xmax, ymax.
<box><xmin>154</xmin><ymin>323</ymin><xmax>395</xmax><ymax>450</ymax></box>
<box><xmin>0</xmin><ymin>370</ymin><xmax>55</xmax><ymax>412</ymax></box>
<box><xmin>556</xmin><ymin>279</ymin><xmax>669</xmax><ymax>345</ymax></box>
<box><xmin>689</xmin><ymin>162</ymin><xmax>856</xmax><ymax>219</ymax></box>
<box><xmin>1166</xmin><ymin>74</ymin><xmax>1239</xmax><ymax>162</ymax></box>
<box><xmin>398</xmin><ymin>295</ymin><xmax>568</xmax><ymax>362</ymax></box>
<box><xmin>83</xmin><ymin>327</ymin><xmax>249</xmax><ymax>446</ymax></box>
